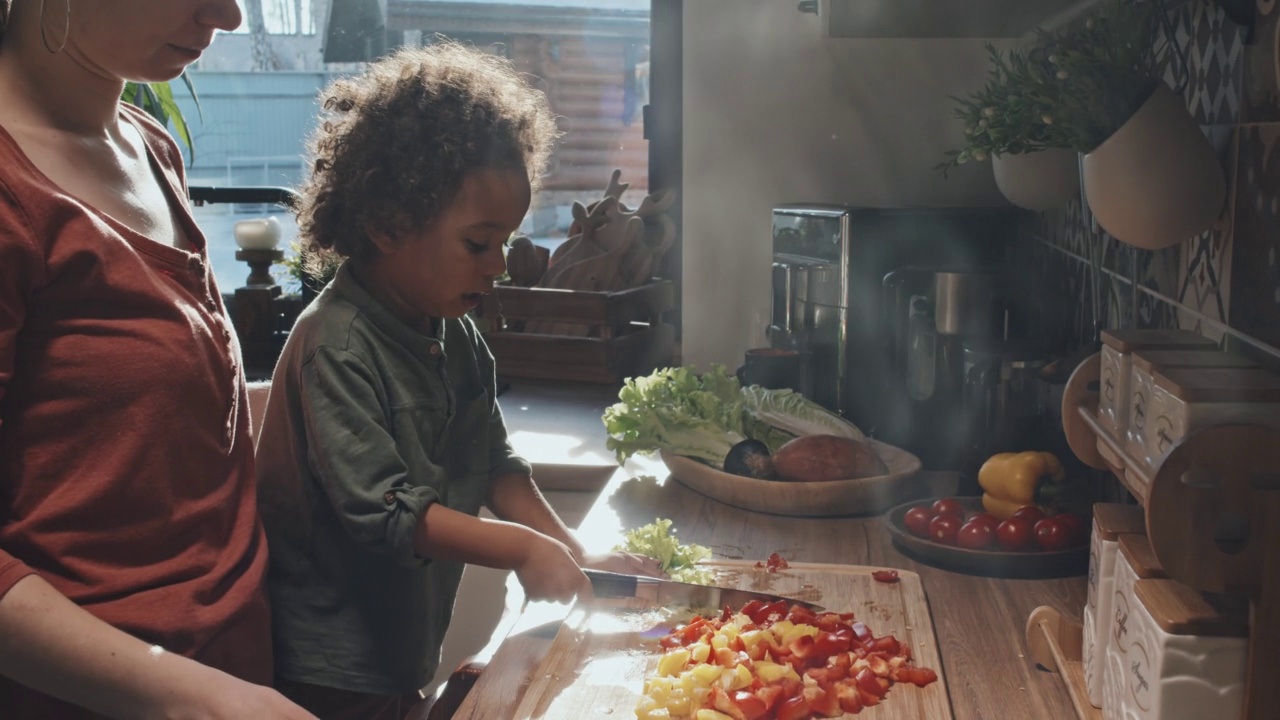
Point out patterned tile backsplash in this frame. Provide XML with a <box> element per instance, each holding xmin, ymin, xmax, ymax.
<box><xmin>1023</xmin><ymin>0</ymin><xmax>1280</xmax><ymax>366</ymax></box>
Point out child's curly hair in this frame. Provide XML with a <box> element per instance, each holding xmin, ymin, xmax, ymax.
<box><xmin>295</xmin><ymin>41</ymin><xmax>559</xmax><ymax>274</ymax></box>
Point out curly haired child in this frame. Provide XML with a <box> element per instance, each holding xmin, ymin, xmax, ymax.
<box><xmin>253</xmin><ymin>42</ymin><xmax>662</xmax><ymax>720</ymax></box>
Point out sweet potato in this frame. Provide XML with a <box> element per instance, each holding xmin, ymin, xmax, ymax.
<box><xmin>771</xmin><ymin>435</ymin><xmax>888</xmax><ymax>482</ymax></box>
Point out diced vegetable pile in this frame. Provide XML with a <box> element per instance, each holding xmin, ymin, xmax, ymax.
<box><xmin>636</xmin><ymin>600</ymin><xmax>938</xmax><ymax>720</ymax></box>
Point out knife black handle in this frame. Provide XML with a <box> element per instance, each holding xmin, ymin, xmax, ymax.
<box><xmin>583</xmin><ymin>568</ymin><xmax>641</xmax><ymax>597</ymax></box>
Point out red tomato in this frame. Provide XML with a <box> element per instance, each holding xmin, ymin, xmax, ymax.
<box><xmin>903</xmin><ymin>506</ymin><xmax>935</xmax><ymax>537</ymax></box>
<box><xmin>1054</xmin><ymin>513</ymin><xmax>1087</xmax><ymax>545</ymax></box>
<box><xmin>967</xmin><ymin>512</ymin><xmax>1000</xmax><ymax>530</ymax></box>
<box><xmin>1034</xmin><ymin>517</ymin><xmax>1075</xmax><ymax>551</ymax></box>
<box><xmin>871</xmin><ymin>569</ymin><xmax>900</xmax><ymax>584</ymax></box>
<box><xmin>956</xmin><ymin>520</ymin><xmax>996</xmax><ymax>550</ymax></box>
<box><xmin>930</xmin><ymin>498</ymin><xmax>966</xmax><ymax>519</ymax></box>
<box><xmin>1011</xmin><ymin>506</ymin><xmax>1046</xmax><ymax>523</ymax></box>
<box><xmin>928</xmin><ymin>514</ymin><xmax>961</xmax><ymax>545</ymax></box>
<box><xmin>995</xmin><ymin>517</ymin><xmax>1035</xmax><ymax>551</ymax></box>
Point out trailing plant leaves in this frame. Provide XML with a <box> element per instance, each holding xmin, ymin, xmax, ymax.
<box><xmin>940</xmin><ymin>0</ymin><xmax>1168</xmax><ymax>174</ymax></box>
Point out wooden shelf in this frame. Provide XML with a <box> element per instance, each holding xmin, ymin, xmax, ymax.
<box><xmin>1049</xmin><ymin>351</ymin><xmax>1280</xmax><ymax>720</ymax></box>
<box><xmin>1075</xmin><ymin>405</ymin><xmax>1153</xmax><ymax>505</ymax></box>
<box><xmin>1059</xmin><ymin>351</ymin><xmax>1153</xmax><ymax>504</ymax></box>
<box><xmin>1025</xmin><ymin>607</ymin><xmax>1102</xmax><ymax>720</ymax></box>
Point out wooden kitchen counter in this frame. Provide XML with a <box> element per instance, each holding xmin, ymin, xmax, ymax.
<box><xmin>452</xmin><ymin>457</ymin><xmax>1087</xmax><ymax>720</ymax></box>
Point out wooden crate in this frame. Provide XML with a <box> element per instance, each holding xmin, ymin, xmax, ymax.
<box><xmin>474</xmin><ymin>280</ymin><xmax>675</xmax><ymax>383</ymax></box>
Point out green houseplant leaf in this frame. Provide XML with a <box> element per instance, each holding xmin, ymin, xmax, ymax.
<box><xmin>122</xmin><ymin>71</ymin><xmax>202</xmax><ymax>163</ymax></box>
<box><xmin>939</xmin><ymin>0</ymin><xmax>1168</xmax><ymax>174</ymax></box>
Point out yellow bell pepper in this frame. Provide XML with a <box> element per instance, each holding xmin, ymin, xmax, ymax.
<box><xmin>977</xmin><ymin>451</ymin><xmax>1067</xmax><ymax>520</ymax></box>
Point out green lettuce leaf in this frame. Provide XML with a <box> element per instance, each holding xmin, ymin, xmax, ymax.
<box><xmin>603</xmin><ymin>365</ymin><xmax>746</xmax><ymax>468</ymax></box>
<box><xmin>614</xmin><ymin>518</ymin><xmax>714</xmax><ymax>585</ymax></box>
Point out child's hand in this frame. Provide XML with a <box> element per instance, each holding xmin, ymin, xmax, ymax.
<box><xmin>581</xmin><ymin>551</ymin><xmax>666</xmax><ymax>579</ymax></box>
<box><xmin>515</xmin><ymin>534</ymin><xmax>591</xmax><ymax>603</ymax></box>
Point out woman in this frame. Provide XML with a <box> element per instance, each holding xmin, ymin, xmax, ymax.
<box><xmin>0</xmin><ymin>2</ymin><xmax>313</xmax><ymax>718</ymax></box>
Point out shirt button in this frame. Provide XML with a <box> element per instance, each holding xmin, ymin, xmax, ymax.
<box><xmin>383</xmin><ymin>491</ymin><xmax>397</xmax><ymax>505</ymax></box>
<box><xmin>188</xmin><ymin>256</ymin><xmax>204</xmax><ymax>276</ymax></box>
<box><xmin>428</xmin><ymin>345</ymin><xmax>440</xmax><ymax>356</ymax></box>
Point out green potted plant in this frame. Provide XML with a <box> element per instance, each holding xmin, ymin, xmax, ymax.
<box><xmin>277</xmin><ymin>241</ymin><xmax>341</xmax><ymax>301</ymax></box>
<box><xmin>1044</xmin><ymin>0</ymin><xmax>1224</xmax><ymax>249</ymax></box>
<box><xmin>122</xmin><ymin>73</ymin><xmax>200</xmax><ymax>160</ymax></box>
<box><xmin>940</xmin><ymin>42</ymin><xmax>1079</xmax><ymax>211</ymax></box>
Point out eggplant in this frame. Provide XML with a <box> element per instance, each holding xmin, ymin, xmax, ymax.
<box><xmin>724</xmin><ymin>439</ymin><xmax>777</xmax><ymax>479</ymax></box>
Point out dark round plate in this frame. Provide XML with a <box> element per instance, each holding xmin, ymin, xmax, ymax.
<box><xmin>884</xmin><ymin>496</ymin><xmax>1088</xmax><ymax>579</ymax></box>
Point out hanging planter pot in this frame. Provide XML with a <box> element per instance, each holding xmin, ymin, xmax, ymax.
<box><xmin>1081</xmin><ymin>84</ymin><xmax>1225</xmax><ymax>250</ymax></box>
<box><xmin>992</xmin><ymin>147</ymin><xmax>1080</xmax><ymax>211</ymax></box>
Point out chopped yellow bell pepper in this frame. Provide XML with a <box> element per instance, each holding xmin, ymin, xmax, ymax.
<box><xmin>977</xmin><ymin>451</ymin><xmax>1068</xmax><ymax>520</ymax></box>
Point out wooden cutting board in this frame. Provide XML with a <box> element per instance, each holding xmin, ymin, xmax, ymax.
<box><xmin>509</xmin><ymin>560</ymin><xmax>953</xmax><ymax>719</ymax></box>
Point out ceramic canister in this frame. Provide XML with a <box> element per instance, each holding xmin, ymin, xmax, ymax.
<box><xmin>1104</xmin><ymin>579</ymin><xmax>1247</xmax><ymax>720</ymax></box>
<box><xmin>1124</xmin><ymin>350</ymin><xmax>1256</xmax><ymax>472</ymax></box>
<box><xmin>1102</xmin><ymin>534</ymin><xmax>1169</xmax><ymax>719</ymax></box>
<box><xmin>1097</xmin><ymin>330</ymin><xmax>1215</xmax><ymax>466</ymax></box>
<box><xmin>1146</xmin><ymin>368</ymin><xmax>1280</xmax><ymax>490</ymax></box>
<box><xmin>1083</xmin><ymin>504</ymin><xmax>1147</xmax><ymax>708</ymax></box>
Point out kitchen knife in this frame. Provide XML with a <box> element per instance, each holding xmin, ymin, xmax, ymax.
<box><xmin>583</xmin><ymin>569</ymin><xmax>825</xmax><ymax>612</ymax></box>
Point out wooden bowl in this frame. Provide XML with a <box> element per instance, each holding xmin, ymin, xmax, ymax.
<box><xmin>659</xmin><ymin>439</ymin><xmax>923</xmax><ymax>517</ymax></box>
<box><xmin>884</xmin><ymin>497</ymin><xmax>1088</xmax><ymax>579</ymax></box>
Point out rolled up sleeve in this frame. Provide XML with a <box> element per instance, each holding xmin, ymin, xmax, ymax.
<box><xmin>301</xmin><ymin>346</ymin><xmax>438</xmax><ymax>567</ymax></box>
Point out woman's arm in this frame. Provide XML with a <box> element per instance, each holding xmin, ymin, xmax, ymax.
<box><xmin>0</xmin><ymin>575</ymin><xmax>315</xmax><ymax>720</ymax></box>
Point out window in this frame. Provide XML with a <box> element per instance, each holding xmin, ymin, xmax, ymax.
<box><xmin>175</xmin><ymin>0</ymin><xmax>652</xmax><ymax>296</ymax></box>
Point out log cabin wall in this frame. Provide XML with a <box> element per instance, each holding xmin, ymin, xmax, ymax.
<box><xmin>388</xmin><ymin>1</ymin><xmax>651</xmax><ymax>241</ymax></box>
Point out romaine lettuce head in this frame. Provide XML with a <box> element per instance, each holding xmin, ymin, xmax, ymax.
<box><xmin>739</xmin><ymin>385</ymin><xmax>866</xmax><ymax>445</ymax></box>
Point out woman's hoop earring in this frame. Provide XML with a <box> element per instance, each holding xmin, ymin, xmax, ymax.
<box><xmin>40</xmin><ymin>0</ymin><xmax>70</xmax><ymax>55</ymax></box>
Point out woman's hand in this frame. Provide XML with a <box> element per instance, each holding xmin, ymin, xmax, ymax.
<box><xmin>581</xmin><ymin>551</ymin><xmax>667</xmax><ymax>579</ymax></box>
<box><xmin>514</xmin><ymin>534</ymin><xmax>591</xmax><ymax>604</ymax></box>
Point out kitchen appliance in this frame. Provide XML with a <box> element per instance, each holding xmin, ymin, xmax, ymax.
<box><xmin>769</xmin><ymin>206</ymin><xmax>1020</xmax><ymax>469</ymax></box>
<box><xmin>962</xmin><ymin>337</ymin><xmax>1051</xmax><ymax>463</ymax></box>
<box><xmin>879</xmin><ymin>264</ymin><xmax>1011</xmax><ymax>468</ymax></box>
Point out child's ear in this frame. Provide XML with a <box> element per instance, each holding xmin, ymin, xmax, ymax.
<box><xmin>364</xmin><ymin>223</ymin><xmax>399</xmax><ymax>255</ymax></box>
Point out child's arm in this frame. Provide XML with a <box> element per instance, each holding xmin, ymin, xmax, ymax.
<box><xmin>411</xmin><ymin>502</ymin><xmax>589</xmax><ymax>603</ymax></box>
<box><xmin>486</xmin><ymin>472</ymin><xmax>665</xmax><ymax>578</ymax></box>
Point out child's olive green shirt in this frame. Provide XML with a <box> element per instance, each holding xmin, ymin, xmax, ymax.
<box><xmin>255</xmin><ymin>263</ymin><xmax>530</xmax><ymax>694</ymax></box>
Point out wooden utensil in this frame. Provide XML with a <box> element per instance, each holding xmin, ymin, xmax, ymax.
<box><xmin>659</xmin><ymin>439</ymin><xmax>924</xmax><ymax>517</ymax></box>
<box><xmin>530</xmin><ymin>217</ymin><xmax>647</xmax><ymax>336</ymax></box>
<box><xmin>549</xmin><ymin>200</ymin><xmax>611</xmax><ymax>269</ymax></box>
<box><xmin>505</xmin><ymin>236</ymin><xmax>547</xmax><ymax>287</ymax></box>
